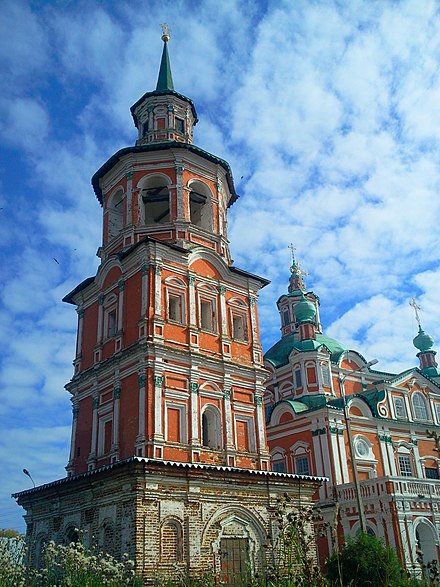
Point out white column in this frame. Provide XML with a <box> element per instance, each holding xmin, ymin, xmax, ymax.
<box><xmin>175</xmin><ymin>164</ymin><xmax>184</xmax><ymax>220</ymax></box>
<box><xmin>224</xmin><ymin>388</ymin><xmax>234</xmax><ymax>449</ymax></box>
<box><xmin>386</xmin><ymin>437</ymin><xmax>397</xmax><ymax>475</ymax></box>
<box><xmin>254</xmin><ymin>394</ymin><xmax>267</xmax><ymax>454</ymax></box>
<box><xmin>117</xmin><ymin>279</ymin><xmax>124</xmax><ymax>332</ymax></box>
<box><xmin>89</xmin><ymin>395</ymin><xmax>99</xmax><ymax>460</ymax></box>
<box><xmin>189</xmin><ymin>275</ymin><xmax>197</xmax><ymax>326</ymax></box>
<box><xmin>113</xmin><ymin>385</ymin><xmax>120</xmax><ymax>451</ymax></box>
<box><xmin>76</xmin><ymin>308</ymin><xmax>84</xmax><ymax>357</ymax></box>
<box><xmin>219</xmin><ymin>286</ymin><xmax>227</xmax><ymax>335</ymax></box>
<box><xmin>248</xmin><ymin>295</ymin><xmax>258</xmax><ymax>344</ymax></box>
<box><xmin>337</xmin><ymin>429</ymin><xmax>350</xmax><ymax>483</ymax></box>
<box><xmin>137</xmin><ymin>372</ymin><xmax>146</xmax><ymax>441</ymax></box>
<box><xmin>329</xmin><ymin>428</ymin><xmax>343</xmax><ymax>484</ymax></box>
<box><xmin>378</xmin><ymin>434</ymin><xmax>391</xmax><ymax>476</ymax></box>
<box><xmin>190</xmin><ymin>380</ymin><xmax>199</xmax><ymax>445</ymax></box>
<box><xmin>412</xmin><ymin>442</ymin><xmax>423</xmax><ymax>477</ymax></box>
<box><xmin>97</xmin><ymin>295</ymin><xmax>104</xmax><ymax>343</ymax></box>
<box><xmin>154</xmin><ymin>265</ymin><xmax>162</xmax><ymax>317</ymax></box>
<box><xmin>154</xmin><ymin>373</ymin><xmax>163</xmax><ymax>439</ymax></box>
<box><xmin>69</xmin><ymin>402</ymin><xmax>79</xmax><ymax>463</ymax></box>
<box><xmin>125</xmin><ymin>171</ymin><xmax>133</xmax><ymax>224</ymax></box>
<box><xmin>141</xmin><ymin>264</ymin><xmax>149</xmax><ymax>317</ymax></box>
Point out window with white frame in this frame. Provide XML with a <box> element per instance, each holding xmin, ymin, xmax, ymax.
<box><xmin>271</xmin><ymin>448</ymin><xmax>286</xmax><ymax>472</ymax></box>
<box><xmin>354</xmin><ymin>436</ymin><xmax>372</xmax><ymax>459</ymax></box>
<box><xmin>398</xmin><ymin>454</ymin><xmax>413</xmax><ymax>477</ymax></box>
<box><xmin>393</xmin><ymin>396</ymin><xmax>406</xmax><ymax>419</ymax></box>
<box><xmin>321</xmin><ymin>363</ymin><xmax>331</xmax><ymax>387</ymax></box>
<box><xmin>166</xmin><ymin>404</ymin><xmax>187</xmax><ymax>444</ymax></box>
<box><xmin>295</xmin><ymin>455</ymin><xmax>310</xmax><ymax>475</ymax></box>
<box><xmin>200</xmin><ymin>298</ymin><xmax>215</xmax><ymax>331</ymax></box>
<box><xmin>97</xmin><ymin>415</ymin><xmax>113</xmax><ymax>456</ymax></box>
<box><xmin>291</xmin><ymin>441</ymin><xmax>311</xmax><ymax>475</ymax></box>
<box><xmin>202</xmin><ymin>405</ymin><xmax>222</xmax><ymax>449</ymax></box>
<box><xmin>168</xmin><ymin>293</ymin><xmax>184</xmax><ymax>323</ymax></box>
<box><xmin>435</xmin><ymin>403</ymin><xmax>440</xmax><ymax>423</ymax></box>
<box><xmin>235</xmin><ymin>416</ymin><xmax>255</xmax><ymax>452</ymax></box>
<box><xmin>412</xmin><ymin>392</ymin><xmax>429</xmax><ymax>421</ymax></box>
<box><xmin>228</xmin><ymin>298</ymin><xmax>249</xmax><ymax>342</ymax></box>
<box><xmin>282</xmin><ymin>309</ymin><xmax>289</xmax><ymax>326</ymax></box>
<box><xmin>103</xmin><ymin>294</ymin><xmax>118</xmax><ymax>340</ymax></box>
<box><xmin>165</xmin><ymin>277</ymin><xmax>186</xmax><ymax>324</ymax></box>
<box><xmin>295</xmin><ymin>369</ymin><xmax>302</xmax><ymax>389</ymax></box>
<box><xmin>232</xmin><ymin>312</ymin><xmax>248</xmax><ymax>342</ymax></box>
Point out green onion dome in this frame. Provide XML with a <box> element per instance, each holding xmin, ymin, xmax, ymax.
<box><xmin>413</xmin><ymin>326</ymin><xmax>434</xmax><ymax>352</ymax></box>
<box><xmin>295</xmin><ymin>293</ymin><xmax>317</xmax><ymax>323</ymax></box>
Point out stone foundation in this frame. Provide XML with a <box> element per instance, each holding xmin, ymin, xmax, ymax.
<box><xmin>14</xmin><ymin>457</ymin><xmax>322</xmax><ymax>584</ymax></box>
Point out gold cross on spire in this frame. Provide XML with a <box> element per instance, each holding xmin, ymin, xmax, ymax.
<box><xmin>409</xmin><ymin>297</ymin><xmax>421</xmax><ymax>326</ymax></box>
<box><xmin>288</xmin><ymin>243</ymin><xmax>296</xmax><ymax>265</ymax></box>
<box><xmin>160</xmin><ymin>23</ymin><xmax>171</xmax><ymax>42</ymax></box>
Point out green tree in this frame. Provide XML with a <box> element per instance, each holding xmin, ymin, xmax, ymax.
<box><xmin>326</xmin><ymin>532</ymin><xmax>419</xmax><ymax>587</ymax></box>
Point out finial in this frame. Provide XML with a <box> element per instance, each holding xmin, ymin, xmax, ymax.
<box><xmin>161</xmin><ymin>23</ymin><xmax>171</xmax><ymax>42</ymax></box>
<box><xmin>288</xmin><ymin>244</ymin><xmax>308</xmax><ymax>292</ymax></box>
<box><xmin>288</xmin><ymin>243</ymin><xmax>296</xmax><ymax>266</ymax></box>
<box><xmin>409</xmin><ymin>297</ymin><xmax>421</xmax><ymax>327</ymax></box>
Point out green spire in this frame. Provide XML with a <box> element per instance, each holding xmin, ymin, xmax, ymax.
<box><xmin>156</xmin><ymin>27</ymin><xmax>174</xmax><ymax>92</ymax></box>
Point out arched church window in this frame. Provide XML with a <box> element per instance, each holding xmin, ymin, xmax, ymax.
<box><xmin>141</xmin><ymin>176</ymin><xmax>170</xmax><ymax>225</ymax></box>
<box><xmin>202</xmin><ymin>405</ymin><xmax>222</xmax><ymax>449</ymax></box>
<box><xmin>188</xmin><ymin>180</ymin><xmax>212</xmax><ymax>230</ymax></box>
<box><xmin>161</xmin><ymin>519</ymin><xmax>183</xmax><ymax>561</ymax></box>
<box><xmin>175</xmin><ymin>117</ymin><xmax>185</xmax><ymax>133</ymax></box>
<box><xmin>412</xmin><ymin>392</ymin><xmax>429</xmax><ymax>421</ymax></box>
<box><xmin>107</xmin><ymin>188</ymin><xmax>124</xmax><ymax>241</ymax></box>
<box><xmin>64</xmin><ymin>526</ymin><xmax>79</xmax><ymax>545</ymax></box>
<box><xmin>102</xmin><ymin>520</ymin><xmax>115</xmax><ymax>557</ymax></box>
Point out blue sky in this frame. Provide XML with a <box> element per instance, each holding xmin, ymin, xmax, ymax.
<box><xmin>2</xmin><ymin>0</ymin><xmax>440</xmax><ymax>533</ymax></box>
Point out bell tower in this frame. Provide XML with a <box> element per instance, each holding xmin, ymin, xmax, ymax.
<box><xmin>64</xmin><ymin>30</ymin><xmax>270</xmax><ymax>475</ymax></box>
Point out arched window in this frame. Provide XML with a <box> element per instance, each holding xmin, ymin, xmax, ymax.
<box><xmin>64</xmin><ymin>526</ymin><xmax>79</xmax><ymax>546</ymax></box>
<box><xmin>140</xmin><ymin>175</ymin><xmax>170</xmax><ymax>225</ymax></box>
<box><xmin>107</xmin><ymin>188</ymin><xmax>124</xmax><ymax>241</ymax></box>
<box><xmin>102</xmin><ymin>520</ymin><xmax>115</xmax><ymax>558</ymax></box>
<box><xmin>202</xmin><ymin>405</ymin><xmax>222</xmax><ymax>449</ymax></box>
<box><xmin>412</xmin><ymin>392</ymin><xmax>428</xmax><ymax>421</ymax></box>
<box><xmin>161</xmin><ymin>519</ymin><xmax>183</xmax><ymax>561</ymax></box>
<box><xmin>188</xmin><ymin>180</ymin><xmax>212</xmax><ymax>231</ymax></box>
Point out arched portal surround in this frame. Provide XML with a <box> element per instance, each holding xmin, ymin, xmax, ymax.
<box><xmin>202</xmin><ymin>506</ymin><xmax>267</xmax><ymax>583</ymax></box>
<box><xmin>414</xmin><ymin>518</ymin><xmax>439</xmax><ymax>566</ymax></box>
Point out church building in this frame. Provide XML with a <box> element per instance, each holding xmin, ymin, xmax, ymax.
<box><xmin>264</xmin><ymin>254</ymin><xmax>440</xmax><ymax>571</ymax></box>
<box><xmin>13</xmin><ymin>30</ymin><xmax>322</xmax><ymax>583</ymax></box>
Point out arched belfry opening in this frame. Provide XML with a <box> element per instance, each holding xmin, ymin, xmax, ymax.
<box><xmin>140</xmin><ymin>175</ymin><xmax>170</xmax><ymax>225</ymax></box>
<box><xmin>188</xmin><ymin>180</ymin><xmax>212</xmax><ymax>231</ymax></box>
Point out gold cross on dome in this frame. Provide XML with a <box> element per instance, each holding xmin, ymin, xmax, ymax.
<box><xmin>409</xmin><ymin>297</ymin><xmax>421</xmax><ymax>326</ymax></box>
<box><xmin>288</xmin><ymin>243</ymin><xmax>296</xmax><ymax>264</ymax></box>
<box><xmin>161</xmin><ymin>23</ymin><xmax>171</xmax><ymax>42</ymax></box>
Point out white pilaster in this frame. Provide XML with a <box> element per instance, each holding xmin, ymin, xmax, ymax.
<box><xmin>125</xmin><ymin>171</ymin><xmax>133</xmax><ymax>224</ymax></box>
<box><xmin>76</xmin><ymin>308</ymin><xmax>84</xmax><ymax>357</ymax></box>
<box><xmin>154</xmin><ymin>265</ymin><xmax>162</xmax><ymax>317</ymax></box>
<box><xmin>154</xmin><ymin>372</ymin><xmax>163</xmax><ymax>439</ymax></box>
<box><xmin>117</xmin><ymin>280</ymin><xmax>124</xmax><ymax>332</ymax></box>
<box><xmin>97</xmin><ymin>295</ymin><xmax>104</xmax><ymax>343</ymax></box>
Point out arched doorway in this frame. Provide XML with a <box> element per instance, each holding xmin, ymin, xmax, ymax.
<box><xmin>415</xmin><ymin>520</ymin><xmax>438</xmax><ymax>566</ymax></box>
